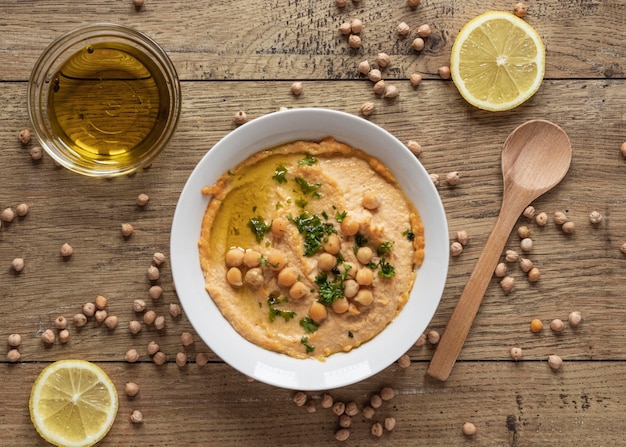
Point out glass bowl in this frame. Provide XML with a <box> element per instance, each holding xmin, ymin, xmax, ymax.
<box><xmin>28</xmin><ymin>23</ymin><xmax>181</xmax><ymax>177</ymax></box>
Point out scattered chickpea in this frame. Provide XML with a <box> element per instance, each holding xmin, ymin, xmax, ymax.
<box><xmin>133</xmin><ymin>0</ymin><xmax>145</xmax><ymax>8</ymax></box>
<box><xmin>340</xmin><ymin>215</ymin><xmax>359</xmax><ymax>236</ymax></box>
<box><xmin>94</xmin><ymin>309</ymin><xmax>108</xmax><ymax>323</ymax></box>
<box><xmin>128</xmin><ymin>320</ymin><xmax>142</xmax><ymax>334</ymax></box>
<box><xmin>519</xmin><ymin>258</ymin><xmax>533</xmax><ymax>273</ymax></box>
<box><xmin>411</xmin><ymin>37</ymin><xmax>425</xmax><ymax>51</ymax></box>
<box><xmin>380</xmin><ymin>386</ymin><xmax>396</xmax><ymax>401</ymax></box>
<box><xmin>125</xmin><ymin>382</ymin><xmax>140</xmax><ymax>397</ymax></box>
<box><xmin>147</xmin><ymin>265</ymin><xmax>160</xmax><ymax>281</ymax></box>
<box><xmin>153</xmin><ymin>351</ymin><xmax>166</xmax><ymax>365</ymax></box>
<box><xmin>344</xmin><ymin>401</ymin><xmax>358</xmax><ymax>417</ymax></box>
<box><xmin>304</xmin><ymin>399</ymin><xmax>316</xmax><ymax>413</ymax></box>
<box><xmin>568</xmin><ymin>311</ymin><xmax>582</xmax><ymax>327</ymax></box>
<box><xmin>445</xmin><ymin>171</ymin><xmax>460</xmax><ymax>186</ymax></box>
<box><xmin>417</xmin><ymin>24</ymin><xmax>432</xmax><ymax>38</ymax></box>
<box><xmin>335</xmin><ymin>0</ymin><xmax>347</xmax><ymax>7</ymax></box>
<box><xmin>16</xmin><ymin>203</ymin><xmax>29</xmax><ymax>217</ymax></box>
<box><xmin>169</xmin><ymin>303</ymin><xmax>182</xmax><ymax>318</ymax></box>
<box><xmin>462</xmin><ymin>422</ymin><xmax>477</xmax><ymax>436</ymax></box>
<box><xmin>370</xmin><ymin>394</ymin><xmax>383</xmax><ymax>409</ymax></box>
<box><xmin>54</xmin><ymin>316</ymin><xmax>68</xmax><ymax>330</ymax></box>
<box><xmin>154</xmin><ymin>315</ymin><xmax>166</xmax><ymax>331</ymax></box>
<box><xmin>133</xmin><ymin>299</ymin><xmax>147</xmax><ymax>313</ymax></box>
<box><xmin>621</xmin><ymin>242</ymin><xmax>626</xmax><ymax>255</ymax></box>
<box><xmin>429</xmin><ymin>173</ymin><xmax>440</xmax><ymax>186</ymax></box>
<box><xmin>1</xmin><ymin>207</ymin><xmax>15</xmax><ymax>223</ymax></box>
<box><xmin>290</xmin><ymin>81</ymin><xmax>303</xmax><ymax>96</ymax></box>
<box><xmin>95</xmin><ymin>295</ymin><xmax>108</xmax><ymax>310</ymax></box>
<box><xmin>83</xmin><ymin>302</ymin><xmax>96</xmax><ymax>317</ymax></box>
<box><xmin>12</xmin><ymin>257</ymin><xmax>25</xmax><ymax>273</ymax></box>
<box><xmin>520</xmin><ymin>237</ymin><xmax>533</xmax><ymax>252</ymax></box>
<box><xmin>339</xmin><ymin>414</ymin><xmax>352</xmax><ymax>428</ymax></box>
<box><xmin>505</xmin><ymin>249</ymin><xmax>519</xmax><ymax>262</ymax></box>
<box><xmin>357</xmin><ymin>60</ymin><xmax>370</xmax><ymax>74</ymax></box>
<box><xmin>143</xmin><ymin>310</ymin><xmax>156</xmax><ymax>325</ymax></box>
<box><xmin>397</xmin><ymin>22</ymin><xmax>410</xmax><ymax>36</ymax></box>
<box><xmin>500</xmin><ymin>276</ymin><xmax>514</xmax><ymax>293</ymax></box>
<box><xmin>271</xmin><ymin>218</ymin><xmax>288</xmax><ymax>238</ymax></box>
<box><xmin>233</xmin><ymin>111</ymin><xmax>248</xmax><ymax>125</ymax></box>
<box><xmin>427</xmin><ymin>330</ymin><xmax>440</xmax><ymax>344</ymax></box>
<box><xmin>527</xmin><ymin>267</ymin><xmax>541</xmax><ymax>282</ymax></box>
<box><xmin>7</xmin><ymin>349</ymin><xmax>21</xmax><ymax>363</ymax></box>
<box><xmin>384</xmin><ymin>417</ymin><xmax>397</xmax><ymax>431</ymax></box>
<box><xmin>589</xmin><ymin>210</ymin><xmax>603</xmax><ymax>224</ymax></box>
<box><xmin>348</xmin><ymin>34</ymin><xmax>362</xmax><ymax>49</ymax></box>
<box><xmin>149</xmin><ymin>285</ymin><xmax>163</xmax><ymax>300</ymax></box>
<box><xmin>517</xmin><ymin>225</ymin><xmax>531</xmax><ymax>239</ymax></box>
<box><xmin>360</xmin><ymin>101</ymin><xmax>375</xmax><ymax>117</ymax></box>
<box><xmin>376</xmin><ymin>53</ymin><xmax>391</xmax><ymax>69</ymax></box>
<box><xmin>176</xmin><ymin>351</ymin><xmax>187</xmax><ymax>368</ymax></box>
<box><xmin>356</xmin><ymin>246</ymin><xmax>373</xmax><ymax>264</ymax></box>
<box><xmin>332</xmin><ymin>401</ymin><xmax>346</xmax><ymax>416</ymax></box>
<box><xmin>338</xmin><ymin>22</ymin><xmax>352</xmax><ymax>35</ymax></box>
<box><xmin>409</xmin><ymin>72</ymin><xmax>423</xmax><ymax>87</ymax></box>
<box><xmin>438</xmin><ymin>66</ymin><xmax>451</xmax><ymax>79</ymax></box>
<box><xmin>523</xmin><ymin>206</ymin><xmax>535</xmax><ymax>219</ymax></box>
<box><xmin>371</xmin><ymin>422</ymin><xmax>384</xmax><ymax>437</ymax></box>
<box><xmin>196</xmin><ymin>352</ymin><xmax>209</xmax><ymax>366</ymax></box>
<box><xmin>513</xmin><ymin>2</ymin><xmax>527</xmax><ymax>17</ymax></box>
<box><xmin>181</xmin><ymin>331</ymin><xmax>194</xmax><ymax>347</ymax></box>
<box><xmin>372</xmin><ymin>80</ymin><xmax>386</xmax><ymax>95</ymax></box>
<box><xmin>8</xmin><ymin>333</ymin><xmax>22</xmax><ymax>347</ymax></box>
<box><xmin>561</xmin><ymin>221</ymin><xmax>575</xmax><ymax>234</ymax></box>
<box><xmin>554</xmin><ymin>211</ymin><xmax>568</xmax><ymax>225</ymax></box>
<box><xmin>350</xmin><ymin>18</ymin><xmax>363</xmax><ymax>34</ymax></box>
<box><xmin>407</xmin><ymin>0</ymin><xmax>420</xmax><ymax>7</ymax></box>
<box><xmin>548</xmin><ymin>354</ymin><xmax>563</xmax><ymax>371</ymax></box>
<box><xmin>398</xmin><ymin>353</ymin><xmax>411</xmax><ymax>368</ymax></box>
<box><xmin>621</xmin><ymin>142</ymin><xmax>626</xmax><ymax>157</ymax></box>
<box><xmin>130</xmin><ymin>410</ymin><xmax>143</xmax><ymax>424</ymax></box>
<box><xmin>510</xmin><ymin>347</ymin><xmax>523</xmax><ymax>361</ymax></box>
<box><xmin>362</xmin><ymin>405</ymin><xmax>375</xmax><ymax>419</ymax></box>
<box><xmin>321</xmin><ymin>394</ymin><xmax>334</xmax><ymax>409</ymax></box>
<box><xmin>530</xmin><ymin>319</ymin><xmax>543</xmax><ymax>333</ymax></box>
<box><xmin>535</xmin><ymin>212</ymin><xmax>548</xmax><ymax>226</ymax></box>
<box><xmin>384</xmin><ymin>85</ymin><xmax>399</xmax><ymax>99</ymax></box>
<box><xmin>550</xmin><ymin>318</ymin><xmax>564</xmax><ymax>332</ymax></box>
<box><xmin>125</xmin><ymin>348</ymin><xmax>139</xmax><ymax>363</ymax></box>
<box><xmin>121</xmin><ymin>223</ymin><xmax>134</xmax><ymax>237</ymax></box>
<box><xmin>456</xmin><ymin>230</ymin><xmax>469</xmax><ymax>246</ymax></box>
<box><xmin>18</xmin><ymin>128</ymin><xmax>31</xmax><ymax>145</ymax></box>
<box><xmin>104</xmin><ymin>315</ymin><xmax>119</xmax><ymax>330</ymax></box>
<box><xmin>29</xmin><ymin>146</ymin><xmax>43</xmax><ymax>161</ymax></box>
<box><xmin>60</xmin><ymin>243</ymin><xmax>73</xmax><ymax>257</ymax></box>
<box><xmin>58</xmin><ymin>329</ymin><xmax>70</xmax><ymax>344</ymax></box>
<box><xmin>450</xmin><ymin>241</ymin><xmax>463</xmax><ymax>257</ymax></box>
<box><xmin>494</xmin><ymin>262</ymin><xmax>507</xmax><ymax>278</ymax></box>
<box><xmin>406</xmin><ymin>140</ymin><xmax>421</xmax><ymax>156</ymax></box>
<box><xmin>41</xmin><ymin>329</ymin><xmax>55</xmax><ymax>344</ymax></box>
<box><xmin>335</xmin><ymin>428</ymin><xmax>350</xmax><ymax>442</ymax></box>
<box><xmin>415</xmin><ymin>333</ymin><xmax>427</xmax><ymax>346</ymax></box>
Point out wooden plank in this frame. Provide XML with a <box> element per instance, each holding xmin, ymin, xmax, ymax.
<box><xmin>3</xmin><ymin>361</ymin><xmax>626</xmax><ymax>446</ymax></box>
<box><xmin>0</xmin><ymin>0</ymin><xmax>624</xmax><ymax>81</ymax></box>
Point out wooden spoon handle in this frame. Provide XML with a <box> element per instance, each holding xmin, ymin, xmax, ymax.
<box><xmin>427</xmin><ymin>206</ymin><xmax>521</xmax><ymax>381</ymax></box>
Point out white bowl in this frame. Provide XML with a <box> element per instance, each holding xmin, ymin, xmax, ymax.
<box><xmin>170</xmin><ymin>108</ymin><xmax>448</xmax><ymax>390</ymax></box>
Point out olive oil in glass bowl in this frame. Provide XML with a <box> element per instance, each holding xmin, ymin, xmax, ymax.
<box><xmin>28</xmin><ymin>24</ymin><xmax>181</xmax><ymax>177</ymax></box>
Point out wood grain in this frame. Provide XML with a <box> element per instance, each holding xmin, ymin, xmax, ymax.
<box><xmin>1</xmin><ymin>0</ymin><xmax>626</xmax><ymax>445</ymax></box>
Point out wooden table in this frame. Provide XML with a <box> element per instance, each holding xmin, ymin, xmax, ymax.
<box><xmin>1</xmin><ymin>1</ymin><xmax>625</xmax><ymax>445</ymax></box>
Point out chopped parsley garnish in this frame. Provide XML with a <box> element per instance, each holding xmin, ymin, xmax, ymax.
<box><xmin>299</xmin><ymin>154</ymin><xmax>318</xmax><ymax>166</ymax></box>
<box><xmin>273</xmin><ymin>165</ymin><xmax>288</xmax><ymax>183</ymax></box>
<box><xmin>295</xmin><ymin>198</ymin><xmax>308</xmax><ymax>208</ymax></box>
<box><xmin>248</xmin><ymin>216</ymin><xmax>271</xmax><ymax>243</ymax></box>
<box><xmin>295</xmin><ymin>177</ymin><xmax>321</xmax><ymax>195</ymax></box>
<box><xmin>355</xmin><ymin>233</ymin><xmax>368</xmax><ymax>247</ymax></box>
<box><xmin>335</xmin><ymin>210</ymin><xmax>347</xmax><ymax>223</ymax></box>
<box><xmin>348</xmin><ymin>331</ymin><xmax>354</xmax><ymax>338</ymax></box>
<box><xmin>289</xmin><ymin>212</ymin><xmax>336</xmax><ymax>256</ymax></box>
<box><xmin>315</xmin><ymin>267</ymin><xmax>351</xmax><ymax>306</ymax></box>
<box><xmin>377</xmin><ymin>258</ymin><xmax>396</xmax><ymax>278</ymax></box>
<box><xmin>300</xmin><ymin>316</ymin><xmax>319</xmax><ymax>334</ymax></box>
<box><xmin>301</xmin><ymin>336</ymin><xmax>315</xmax><ymax>353</ymax></box>
<box><xmin>267</xmin><ymin>295</ymin><xmax>295</xmax><ymax>322</ymax></box>
<box><xmin>377</xmin><ymin>241</ymin><xmax>394</xmax><ymax>256</ymax></box>
<box><xmin>403</xmin><ymin>228</ymin><xmax>416</xmax><ymax>241</ymax></box>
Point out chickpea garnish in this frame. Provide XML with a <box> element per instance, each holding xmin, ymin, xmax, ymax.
<box><xmin>356</xmin><ymin>246</ymin><xmax>373</xmax><ymax>264</ymax></box>
<box><xmin>343</xmin><ymin>279</ymin><xmax>359</xmax><ymax>298</ymax></box>
<box><xmin>226</xmin><ymin>267</ymin><xmax>243</xmax><ymax>287</ymax></box>
<box><xmin>362</xmin><ymin>192</ymin><xmax>381</xmax><ymax>210</ymax></box>
<box><xmin>332</xmin><ymin>297</ymin><xmax>349</xmax><ymax>314</ymax></box>
<box><xmin>340</xmin><ymin>215</ymin><xmax>359</xmax><ymax>236</ymax></box>
<box><xmin>309</xmin><ymin>302</ymin><xmax>328</xmax><ymax>323</ymax></box>
<box><xmin>243</xmin><ymin>249</ymin><xmax>262</xmax><ymax>267</ymax></box>
<box><xmin>271</xmin><ymin>218</ymin><xmax>288</xmax><ymax>237</ymax></box>
<box><xmin>225</xmin><ymin>248</ymin><xmax>245</xmax><ymax>267</ymax></box>
<box><xmin>244</xmin><ymin>267</ymin><xmax>264</xmax><ymax>286</ymax></box>
<box><xmin>354</xmin><ymin>289</ymin><xmax>373</xmax><ymax>306</ymax></box>
<box><xmin>288</xmin><ymin>281</ymin><xmax>308</xmax><ymax>300</ymax></box>
<box><xmin>355</xmin><ymin>268</ymin><xmax>374</xmax><ymax>286</ymax></box>
<box><xmin>323</xmin><ymin>234</ymin><xmax>341</xmax><ymax>254</ymax></box>
<box><xmin>277</xmin><ymin>267</ymin><xmax>298</xmax><ymax>287</ymax></box>
<box><xmin>318</xmin><ymin>253</ymin><xmax>337</xmax><ymax>272</ymax></box>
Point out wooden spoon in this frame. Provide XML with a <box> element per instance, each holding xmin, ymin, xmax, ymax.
<box><xmin>427</xmin><ymin>119</ymin><xmax>572</xmax><ymax>381</ymax></box>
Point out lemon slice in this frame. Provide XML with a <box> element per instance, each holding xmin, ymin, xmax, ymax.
<box><xmin>450</xmin><ymin>11</ymin><xmax>545</xmax><ymax>111</ymax></box>
<box><xmin>29</xmin><ymin>360</ymin><xmax>118</xmax><ymax>447</ymax></box>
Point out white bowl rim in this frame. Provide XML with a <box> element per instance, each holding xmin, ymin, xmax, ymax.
<box><xmin>170</xmin><ymin>107</ymin><xmax>448</xmax><ymax>391</ymax></box>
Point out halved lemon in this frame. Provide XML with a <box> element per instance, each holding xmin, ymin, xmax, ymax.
<box><xmin>450</xmin><ymin>11</ymin><xmax>545</xmax><ymax>111</ymax></box>
<box><xmin>29</xmin><ymin>360</ymin><xmax>118</xmax><ymax>447</ymax></box>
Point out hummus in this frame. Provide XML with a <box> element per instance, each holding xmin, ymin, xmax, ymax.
<box><xmin>199</xmin><ymin>137</ymin><xmax>424</xmax><ymax>359</ymax></box>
